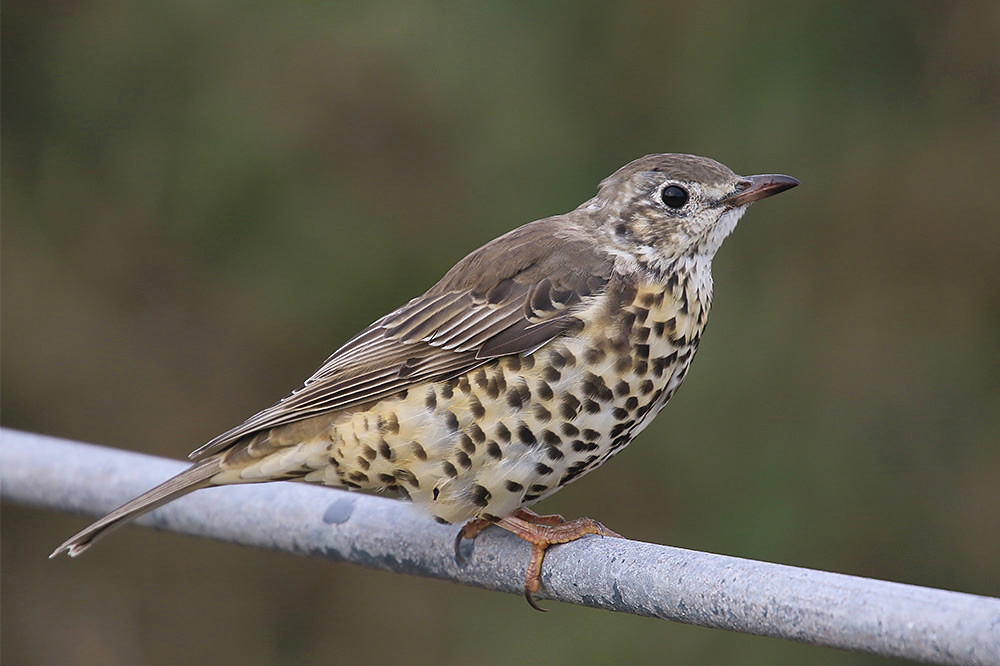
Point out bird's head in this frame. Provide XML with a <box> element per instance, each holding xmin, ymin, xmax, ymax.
<box><xmin>588</xmin><ymin>153</ymin><xmax>798</xmax><ymax>269</ymax></box>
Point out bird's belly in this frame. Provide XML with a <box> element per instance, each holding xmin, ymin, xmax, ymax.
<box><xmin>233</xmin><ymin>284</ymin><xmax>706</xmax><ymax>525</ymax></box>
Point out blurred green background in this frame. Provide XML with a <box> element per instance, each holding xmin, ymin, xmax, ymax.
<box><xmin>2</xmin><ymin>2</ymin><xmax>998</xmax><ymax>664</ymax></box>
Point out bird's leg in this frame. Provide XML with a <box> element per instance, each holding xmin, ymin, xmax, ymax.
<box><xmin>497</xmin><ymin>510</ymin><xmax>622</xmax><ymax>611</ymax></box>
<box><xmin>455</xmin><ymin>508</ymin><xmax>622</xmax><ymax>610</ymax></box>
<box><xmin>454</xmin><ymin>516</ymin><xmax>492</xmax><ymax>564</ymax></box>
<box><xmin>509</xmin><ymin>507</ymin><xmax>567</xmax><ymax>526</ymax></box>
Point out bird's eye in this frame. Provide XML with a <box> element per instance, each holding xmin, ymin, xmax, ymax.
<box><xmin>660</xmin><ymin>185</ymin><xmax>689</xmax><ymax>208</ymax></box>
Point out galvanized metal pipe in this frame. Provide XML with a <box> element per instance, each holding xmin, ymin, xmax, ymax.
<box><xmin>2</xmin><ymin>428</ymin><xmax>997</xmax><ymax>665</ymax></box>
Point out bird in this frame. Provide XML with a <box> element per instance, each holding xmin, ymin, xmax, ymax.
<box><xmin>52</xmin><ymin>153</ymin><xmax>798</xmax><ymax>609</ymax></box>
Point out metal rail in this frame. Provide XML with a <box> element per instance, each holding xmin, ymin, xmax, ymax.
<box><xmin>2</xmin><ymin>427</ymin><xmax>997</xmax><ymax>665</ymax></box>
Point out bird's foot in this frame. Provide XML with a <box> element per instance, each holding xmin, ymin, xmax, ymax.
<box><xmin>456</xmin><ymin>508</ymin><xmax>621</xmax><ymax>611</ymax></box>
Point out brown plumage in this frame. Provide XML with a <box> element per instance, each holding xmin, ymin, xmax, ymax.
<box><xmin>52</xmin><ymin>153</ymin><xmax>798</xmax><ymax>609</ymax></box>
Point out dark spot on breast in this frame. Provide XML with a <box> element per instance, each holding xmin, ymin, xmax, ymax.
<box><xmin>638</xmin><ymin>379</ymin><xmax>654</xmax><ymax>395</ymax></box>
<box><xmin>504</xmin><ymin>355</ymin><xmax>521</xmax><ymax>372</ymax></box>
<box><xmin>440</xmin><ymin>383</ymin><xmax>454</xmax><ymax>400</ymax></box>
<box><xmin>582</xmin><ymin>372</ymin><xmax>614</xmax><ymax>402</ymax></box>
<box><xmin>535</xmin><ymin>380</ymin><xmax>554</xmax><ymax>401</ymax></box>
<box><xmin>625</xmin><ymin>396</ymin><xmax>639</xmax><ymax>411</ymax></box>
<box><xmin>582</xmin><ymin>399</ymin><xmax>601</xmax><ymax>414</ymax></box>
<box><xmin>444</xmin><ymin>410</ymin><xmax>460</xmax><ymax>431</ymax></box>
<box><xmin>505</xmin><ymin>480</ymin><xmax>524</xmax><ymax>492</ymax></box>
<box><xmin>410</xmin><ymin>441</ymin><xmax>428</xmax><ymax>461</ymax></box>
<box><xmin>562</xmin><ymin>350</ymin><xmax>577</xmax><ymax>367</ymax></box>
<box><xmin>559</xmin><ymin>461</ymin><xmax>590</xmax><ymax>485</ymax></box>
<box><xmin>459</xmin><ymin>433</ymin><xmax>476</xmax><ymax>455</ymax></box>
<box><xmin>442</xmin><ymin>461</ymin><xmax>458</xmax><ymax>478</ymax></box>
<box><xmin>348</xmin><ymin>471</ymin><xmax>369</xmax><ymax>485</ymax></box>
<box><xmin>636</xmin><ymin>344</ymin><xmax>650</xmax><ymax>359</ymax></box>
<box><xmin>635</xmin><ymin>327</ymin><xmax>650</xmax><ymax>342</ymax></box>
<box><xmin>634</xmin><ymin>360</ymin><xmax>648</xmax><ymax>375</ymax></box>
<box><xmin>560</xmin><ymin>394</ymin><xmax>581</xmax><ymax>419</ymax></box>
<box><xmin>652</xmin><ymin>355</ymin><xmax>676</xmax><ymax>377</ymax></box>
<box><xmin>472</xmin><ymin>368</ymin><xmax>488</xmax><ymax>388</ymax></box>
<box><xmin>434</xmin><ymin>516</ymin><xmax>450</xmax><ymax>524</ymax></box>
<box><xmin>486</xmin><ymin>441</ymin><xmax>503</xmax><ymax>459</ymax></box>
<box><xmin>609</xmin><ymin>335</ymin><xmax>630</xmax><ymax>353</ymax></box>
<box><xmin>469</xmin><ymin>395</ymin><xmax>486</xmax><ymax>419</ymax></box>
<box><xmin>610</xmin><ymin>422</ymin><xmax>633</xmax><ymax>438</ymax></box>
<box><xmin>495</xmin><ymin>423</ymin><xmax>511</xmax><ymax>443</ymax></box>
<box><xmin>395</xmin><ymin>469</ymin><xmax>420</xmax><ymax>488</ymax></box>
<box><xmin>361</xmin><ymin>445</ymin><xmax>377</xmax><ymax>461</ymax></box>
<box><xmin>533</xmin><ymin>404</ymin><xmax>552</xmax><ymax>423</ymax></box>
<box><xmin>455</xmin><ymin>450</ymin><xmax>472</xmax><ymax>469</ymax></box>
<box><xmin>543</xmin><ymin>365</ymin><xmax>562</xmax><ymax>383</ymax></box>
<box><xmin>468</xmin><ymin>423</ymin><xmax>486</xmax><ymax>443</ymax></box>
<box><xmin>517</xmin><ymin>424</ymin><xmax>537</xmax><ymax>446</ymax></box>
<box><xmin>582</xmin><ymin>428</ymin><xmax>601</xmax><ymax>442</ymax></box>
<box><xmin>545</xmin><ymin>444</ymin><xmax>564</xmax><ymax>460</ymax></box>
<box><xmin>535</xmin><ymin>463</ymin><xmax>554</xmax><ymax>476</ymax></box>
<box><xmin>471</xmin><ymin>484</ymin><xmax>492</xmax><ymax>507</ymax></box>
<box><xmin>614</xmin><ymin>355</ymin><xmax>632</xmax><ymax>373</ymax></box>
<box><xmin>521</xmin><ymin>354</ymin><xmax>535</xmax><ymax>370</ymax></box>
<box><xmin>612</xmin><ymin>407</ymin><xmax>629</xmax><ymax>420</ymax></box>
<box><xmin>585</xmin><ymin>347</ymin><xmax>606</xmax><ymax>364</ymax></box>
<box><xmin>378</xmin><ymin>439</ymin><xmax>394</xmax><ymax>460</ymax></box>
<box><xmin>548</xmin><ymin>350</ymin><xmax>567</xmax><ymax>369</ymax></box>
<box><xmin>425</xmin><ymin>390</ymin><xmax>437</xmax><ymax>410</ymax></box>
<box><xmin>561</xmin><ymin>422</ymin><xmax>579</xmax><ymax>437</ymax></box>
<box><xmin>385</xmin><ymin>414</ymin><xmax>401</xmax><ymax>435</ymax></box>
<box><xmin>614</xmin><ymin>380</ymin><xmax>630</xmax><ymax>397</ymax></box>
<box><xmin>640</xmin><ymin>292</ymin><xmax>655</xmax><ymax>307</ymax></box>
<box><xmin>378</xmin><ymin>473</ymin><xmax>396</xmax><ymax>484</ymax></box>
<box><xmin>356</xmin><ymin>456</ymin><xmax>371</xmax><ymax>471</ymax></box>
<box><xmin>493</xmin><ymin>370</ymin><xmax>508</xmax><ymax>393</ymax></box>
<box><xmin>541</xmin><ymin>429</ymin><xmax>561</xmax><ymax>446</ymax></box>
<box><xmin>506</xmin><ymin>386</ymin><xmax>525</xmax><ymax>410</ymax></box>
<box><xmin>529</xmin><ymin>484</ymin><xmax>548</xmax><ymax>493</ymax></box>
<box><xmin>485</xmin><ymin>378</ymin><xmax>501</xmax><ymax>399</ymax></box>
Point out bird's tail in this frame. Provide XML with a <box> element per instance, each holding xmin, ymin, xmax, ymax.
<box><xmin>50</xmin><ymin>457</ymin><xmax>224</xmax><ymax>558</ymax></box>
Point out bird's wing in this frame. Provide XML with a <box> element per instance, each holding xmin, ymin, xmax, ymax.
<box><xmin>189</xmin><ymin>217</ymin><xmax>611</xmax><ymax>460</ymax></box>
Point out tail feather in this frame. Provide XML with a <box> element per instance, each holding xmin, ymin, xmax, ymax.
<box><xmin>50</xmin><ymin>457</ymin><xmax>224</xmax><ymax>558</ymax></box>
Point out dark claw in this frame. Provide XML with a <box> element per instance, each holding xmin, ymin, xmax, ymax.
<box><xmin>524</xmin><ymin>589</ymin><xmax>549</xmax><ymax>613</ymax></box>
<box><xmin>454</xmin><ymin>529</ymin><xmax>467</xmax><ymax>564</ymax></box>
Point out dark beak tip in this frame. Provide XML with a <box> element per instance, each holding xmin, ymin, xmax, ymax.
<box><xmin>728</xmin><ymin>173</ymin><xmax>800</xmax><ymax>206</ymax></box>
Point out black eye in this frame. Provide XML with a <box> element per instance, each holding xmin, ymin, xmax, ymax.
<box><xmin>660</xmin><ymin>185</ymin><xmax>688</xmax><ymax>208</ymax></box>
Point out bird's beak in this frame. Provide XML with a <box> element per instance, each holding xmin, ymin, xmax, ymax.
<box><xmin>725</xmin><ymin>174</ymin><xmax>800</xmax><ymax>207</ymax></box>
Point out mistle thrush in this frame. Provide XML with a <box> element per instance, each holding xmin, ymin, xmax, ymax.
<box><xmin>53</xmin><ymin>153</ymin><xmax>799</xmax><ymax>609</ymax></box>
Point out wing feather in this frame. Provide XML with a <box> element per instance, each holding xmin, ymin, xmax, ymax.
<box><xmin>189</xmin><ymin>217</ymin><xmax>612</xmax><ymax>461</ymax></box>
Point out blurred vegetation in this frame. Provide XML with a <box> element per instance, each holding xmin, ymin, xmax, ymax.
<box><xmin>2</xmin><ymin>2</ymin><xmax>998</xmax><ymax>664</ymax></box>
